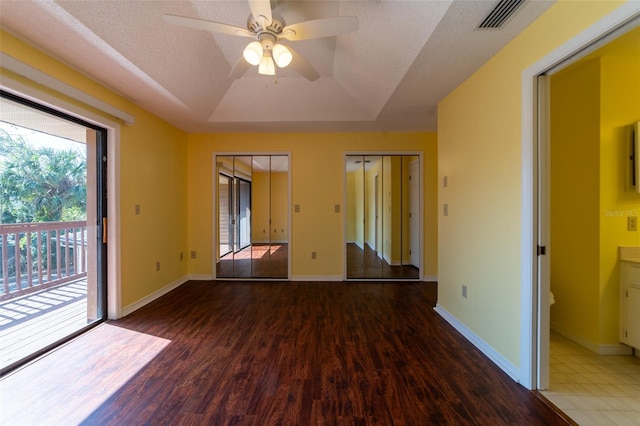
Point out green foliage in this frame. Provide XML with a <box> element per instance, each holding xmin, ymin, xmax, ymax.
<box><xmin>0</xmin><ymin>128</ymin><xmax>86</xmax><ymax>223</ymax></box>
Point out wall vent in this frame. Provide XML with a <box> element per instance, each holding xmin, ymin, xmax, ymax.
<box><xmin>478</xmin><ymin>0</ymin><xmax>525</xmax><ymax>29</ymax></box>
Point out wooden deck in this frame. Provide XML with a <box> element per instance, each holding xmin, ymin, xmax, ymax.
<box><xmin>0</xmin><ymin>279</ymin><xmax>90</xmax><ymax>372</ymax></box>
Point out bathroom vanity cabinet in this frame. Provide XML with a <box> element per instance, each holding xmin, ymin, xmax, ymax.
<box><xmin>620</xmin><ymin>252</ymin><xmax>640</xmax><ymax>350</ymax></box>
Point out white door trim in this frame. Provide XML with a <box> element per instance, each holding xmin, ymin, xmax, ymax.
<box><xmin>520</xmin><ymin>3</ymin><xmax>640</xmax><ymax>389</ymax></box>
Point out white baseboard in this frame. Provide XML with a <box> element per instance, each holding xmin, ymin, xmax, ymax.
<box><xmin>434</xmin><ymin>303</ymin><xmax>520</xmax><ymax>383</ymax></box>
<box><xmin>291</xmin><ymin>275</ymin><xmax>343</xmax><ymax>281</ymax></box>
<box><xmin>551</xmin><ymin>322</ymin><xmax>633</xmax><ymax>356</ymax></box>
<box><xmin>188</xmin><ymin>274</ymin><xmax>214</xmax><ymax>281</ymax></box>
<box><xmin>120</xmin><ymin>276</ymin><xmax>188</xmax><ymax>317</ymax></box>
<box><xmin>424</xmin><ymin>275</ymin><xmax>437</xmax><ymax>282</ymax></box>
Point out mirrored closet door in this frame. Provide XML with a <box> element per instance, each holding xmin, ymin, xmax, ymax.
<box><xmin>346</xmin><ymin>155</ymin><xmax>420</xmax><ymax>279</ymax></box>
<box><xmin>216</xmin><ymin>155</ymin><xmax>289</xmax><ymax>279</ymax></box>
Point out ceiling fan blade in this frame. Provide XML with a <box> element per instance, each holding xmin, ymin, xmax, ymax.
<box><xmin>280</xmin><ymin>16</ymin><xmax>358</xmax><ymax>41</ymax></box>
<box><xmin>228</xmin><ymin>56</ymin><xmax>253</xmax><ymax>79</ymax></box>
<box><xmin>287</xmin><ymin>47</ymin><xmax>320</xmax><ymax>81</ymax></box>
<box><xmin>163</xmin><ymin>14</ymin><xmax>253</xmax><ymax>38</ymax></box>
<box><xmin>248</xmin><ymin>0</ymin><xmax>273</xmax><ymax>26</ymax></box>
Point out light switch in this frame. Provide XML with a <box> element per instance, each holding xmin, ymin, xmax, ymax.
<box><xmin>295</xmin><ymin>204</ymin><xmax>301</xmax><ymax>213</ymax></box>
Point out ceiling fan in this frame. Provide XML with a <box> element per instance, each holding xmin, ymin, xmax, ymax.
<box><xmin>163</xmin><ymin>0</ymin><xmax>358</xmax><ymax>81</ymax></box>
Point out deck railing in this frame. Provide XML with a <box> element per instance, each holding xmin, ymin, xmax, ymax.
<box><xmin>0</xmin><ymin>221</ymin><xmax>87</xmax><ymax>301</ymax></box>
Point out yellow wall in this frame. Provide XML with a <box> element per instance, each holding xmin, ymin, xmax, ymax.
<box><xmin>187</xmin><ymin>133</ymin><xmax>438</xmax><ymax>279</ymax></box>
<box><xmin>0</xmin><ymin>30</ymin><xmax>189</xmax><ymax>309</ymax></box>
<box><xmin>550</xmin><ymin>58</ymin><xmax>601</xmax><ymax>343</ymax></box>
<box><xmin>599</xmin><ymin>56</ymin><xmax>640</xmax><ymax>342</ymax></box>
<box><xmin>437</xmin><ymin>1</ymin><xmax>624</xmax><ymax>367</ymax></box>
<box><xmin>550</xmin><ymin>55</ymin><xmax>640</xmax><ymax>347</ymax></box>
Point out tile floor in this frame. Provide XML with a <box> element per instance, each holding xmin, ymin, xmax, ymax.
<box><xmin>542</xmin><ymin>332</ymin><xmax>640</xmax><ymax>425</ymax></box>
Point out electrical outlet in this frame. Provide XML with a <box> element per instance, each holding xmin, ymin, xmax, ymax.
<box><xmin>334</xmin><ymin>204</ymin><xmax>340</xmax><ymax>213</ymax></box>
<box><xmin>190</xmin><ymin>251</ymin><xmax>197</xmax><ymax>259</ymax></box>
<box><xmin>462</xmin><ymin>284</ymin><xmax>467</xmax><ymax>298</ymax></box>
<box><xmin>135</xmin><ymin>204</ymin><xmax>141</xmax><ymax>215</ymax></box>
<box><xmin>311</xmin><ymin>251</ymin><xmax>317</xmax><ymax>260</ymax></box>
<box><xmin>295</xmin><ymin>204</ymin><xmax>301</xmax><ymax>213</ymax></box>
<box><xmin>179</xmin><ymin>252</ymin><xmax>184</xmax><ymax>261</ymax></box>
<box><xmin>628</xmin><ymin>216</ymin><xmax>637</xmax><ymax>231</ymax></box>
<box><xmin>156</xmin><ymin>261</ymin><xmax>160</xmax><ymax>271</ymax></box>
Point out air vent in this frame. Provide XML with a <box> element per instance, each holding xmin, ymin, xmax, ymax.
<box><xmin>478</xmin><ymin>0</ymin><xmax>525</xmax><ymax>29</ymax></box>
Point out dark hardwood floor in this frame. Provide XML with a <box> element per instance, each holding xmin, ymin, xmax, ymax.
<box><xmin>346</xmin><ymin>243</ymin><xmax>420</xmax><ymax>279</ymax></box>
<box><xmin>217</xmin><ymin>244</ymin><xmax>288</xmax><ymax>278</ymax></box>
<box><xmin>0</xmin><ymin>281</ymin><xmax>570</xmax><ymax>425</ymax></box>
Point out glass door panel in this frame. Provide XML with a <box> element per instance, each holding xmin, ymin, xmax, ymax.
<box><xmin>346</xmin><ymin>156</ymin><xmax>364</xmax><ymax>278</ymax></box>
<box><xmin>233</xmin><ymin>156</ymin><xmax>252</xmax><ymax>278</ymax></box>
<box><xmin>345</xmin><ymin>154</ymin><xmax>420</xmax><ymax>280</ymax></box>
<box><xmin>0</xmin><ymin>94</ymin><xmax>106</xmax><ymax>373</ymax></box>
<box><xmin>269</xmin><ymin>156</ymin><xmax>288</xmax><ymax>278</ymax></box>
<box><xmin>216</xmin><ymin>156</ymin><xmax>234</xmax><ymax>278</ymax></box>
<box><xmin>364</xmin><ymin>155</ymin><xmax>382</xmax><ymax>278</ymax></box>
<box><xmin>251</xmin><ymin>156</ymin><xmax>271</xmax><ymax>278</ymax></box>
<box><xmin>215</xmin><ymin>154</ymin><xmax>289</xmax><ymax>279</ymax></box>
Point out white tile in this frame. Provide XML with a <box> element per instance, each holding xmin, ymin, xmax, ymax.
<box><xmin>616</xmin><ymin>397</ymin><xmax>640</xmax><ymax>411</ymax></box>
<box><xmin>581</xmin><ymin>409</ymin><xmax>619</xmax><ymax>426</ymax></box>
<box><xmin>601</xmin><ymin>410</ymin><xmax>640</xmax><ymax>425</ymax></box>
<box><xmin>543</xmin><ymin>394</ymin><xmax>577</xmax><ymax>410</ymax></box>
<box><xmin>597</xmin><ymin>396</ymin><xmax>637</xmax><ymax>410</ymax></box>
<box><xmin>581</xmin><ymin>383</ymin><xmax>613</xmax><ymax>396</ymax></box>
<box><xmin>563</xmin><ymin>410</ymin><xmax>599</xmax><ymax>426</ymax></box>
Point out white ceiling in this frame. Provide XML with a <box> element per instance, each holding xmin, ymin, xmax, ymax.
<box><xmin>0</xmin><ymin>0</ymin><xmax>555</xmax><ymax>133</ymax></box>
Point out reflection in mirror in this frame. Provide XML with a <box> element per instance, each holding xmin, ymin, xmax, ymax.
<box><xmin>216</xmin><ymin>155</ymin><xmax>289</xmax><ymax>279</ymax></box>
<box><xmin>251</xmin><ymin>156</ymin><xmax>271</xmax><ymax>278</ymax></box>
<box><xmin>217</xmin><ymin>156</ymin><xmax>234</xmax><ymax>277</ymax></box>
<box><xmin>346</xmin><ymin>155</ymin><xmax>420</xmax><ymax>279</ymax></box>
<box><xmin>233</xmin><ymin>156</ymin><xmax>252</xmax><ymax>277</ymax></box>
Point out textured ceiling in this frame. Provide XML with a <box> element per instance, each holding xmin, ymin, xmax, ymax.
<box><xmin>0</xmin><ymin>0</ymin><xmax>556</xmax><ymax>133</ymax></box>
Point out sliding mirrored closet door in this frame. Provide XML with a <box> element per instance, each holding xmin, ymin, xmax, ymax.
<box><xmin>216</xmin><ymin>155</ymin><xmax>289</xmax><ymax>279</ymax></box>
<box><xmin>346</xmin><ymin>155</ymin><xmax>420</xmax><ymax>279</ymax></box>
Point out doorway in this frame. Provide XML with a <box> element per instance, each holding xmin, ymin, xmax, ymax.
<box><xmin>532</xmin><ymin>14</ymin><xmax>640</xmax><ymax>423</ymax></box>
<box><xmin>0</xmin><ymin>92</ymin><xmax>107</xmax><ymax>375</ymax></box>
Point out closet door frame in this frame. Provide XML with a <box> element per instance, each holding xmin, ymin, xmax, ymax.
<box><xmin>213</xmin><ymin>152</ymin><xmax>291</xmax><ymax>280</ymax></box>
<box><xmin>343</xmin><ymin>151</ymin><xmax>424</xmax><ymax>281</ymax></box>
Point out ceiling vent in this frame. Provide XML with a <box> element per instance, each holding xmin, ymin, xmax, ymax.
<box><xmin>478</xmin><ymin>0</ymin><xmax>525</xmax><ymax>29</ymax></box>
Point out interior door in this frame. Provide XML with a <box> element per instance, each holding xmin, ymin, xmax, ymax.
<box><xmin>345</xmin><ymin>154</ymin><xmax>421</xmax><ymax>279</ymax></box>
<box><xmin>409</xmin><ymin>160</ymin><xmax>420</xmax><ymax>268</ymax></box>
<box><xmin>215</xmin><ymin>154</ymin><xmax>289</xmax><ymax>279</ymax></box>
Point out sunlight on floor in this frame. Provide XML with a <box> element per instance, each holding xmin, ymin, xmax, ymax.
<box><xmin>0</xmin><ymin>324</ymin><xmax>171</xmax><ymax>425</ymax></box>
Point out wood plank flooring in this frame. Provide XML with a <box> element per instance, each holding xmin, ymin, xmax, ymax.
<box><xmin>217</xmin><ymin>244</ymin><xmax>288</xmax><ymax>278</ymax></box>
<box><xmin>0</xmin><ymin>281</ymin><xmax>570</xmax><ymax>425</ymax></box>
<box><xmin>346</xmin><ymin>243</ymin><xmax>419</xmax><ymax>279</ymax></box>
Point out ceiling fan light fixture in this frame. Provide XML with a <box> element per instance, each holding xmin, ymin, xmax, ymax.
<box><xmin>258</xmin><ymin>52</ymin><xmax>275</xmax><ymax>75</ymax></box>
<box><xmin>272</xmin><ymin>43</ymin><xmax>292</xmax><ymax>68</ymax></box>
<box><xmin>243</xmin><ymin>41</ymin><xmax>263</xmax><ymax>66</ymax></box>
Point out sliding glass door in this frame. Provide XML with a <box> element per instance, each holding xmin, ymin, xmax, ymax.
<box><xmin>345</xmin><ymin>154</ymin><xmax>421</xmax><ymax>279</ymax></box>
<box><xmin>215</xmin><ymin>155</ymin><xmax>289</xmax><ymax>279</ymax></box>
<box><xmin>0</xmin><ymin>92</ymin><xmax>107</xmax><ymax>374</ymax></box>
